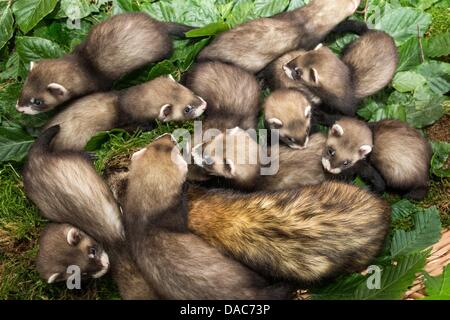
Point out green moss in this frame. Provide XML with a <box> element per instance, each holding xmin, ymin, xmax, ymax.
<box><xmin>420</xmin><ymin>178</ymin><xmax>450</xmax><ymax>228</ymax></box>
<box><xmin>427</xmin><ymin>6</ymin><xmax>450</xmax><ymax>36</ymax></box>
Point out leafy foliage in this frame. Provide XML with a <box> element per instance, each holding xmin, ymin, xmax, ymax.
<box><xmin>423</xmin><ymin>265</ymin><xmax>450</xmax><ymax>300</ymax></box>
<box><xmin>0</xmin><ymin>0</ymin><xmax>448</xmax><ymax>300</ymax></box>
<box><xmin>312</xmin><ymin>200</ymin><xmax>442</xmax><ymax>300</ymax></box>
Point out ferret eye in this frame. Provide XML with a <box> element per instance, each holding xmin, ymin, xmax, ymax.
<box><xmin>293</xmin><ymin>67</ymin><xmax>302</xmax><ymax>79</ymax></box>
<box><xmin>184</xmin><ymin>106</ymin><xmax>193</xmax><ymax>114</ymax></box>
<box><xmin>30</xmin><ymin>98</ymin><xmax>43</xmax><ymax>106</ymax></box>
<box><xmin>88</xmin><ymin>247</ymin><xmax>97</xmax><ymax>258</ymax></box>
<box><xmin>327</xmin><ymin>147</ymin><xmax>336</xmax><ymax>157</ymax></box>
<box><xmin>288</xmin><ymin>137</ymin><xmax>296</xmax><ymax>143</ymax></box>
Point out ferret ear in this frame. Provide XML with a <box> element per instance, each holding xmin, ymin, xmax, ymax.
<box><xmin>67</xmin><ymin>228</ymin><xmax>81</xmax><ymax>246</ymax></box>
<box><xmin>304</xmin><ymin>106</ymin><xmax>312</xmax><ymax>118</ymax></box>
<box><xmin>267</xmin><ymin>118</ymin><xmax>283</xmax><ymax>129</ymax></box>
<box><xmin>283</xmin><ymin>64</ymin><xmax>294</xmax><ymax>80</ymax></box>
<box><xmin>314</xmin><ymin>43</ymin><xmax>323</xmax><ymax>51</ymax></box>
<box><xmin>224</xmin><ymin>159</ymin><xmax>236</xmax><ymax>176</ymax></box>
<box><xmin>47</xmin><ymin>273</ymin><xmax>61</xmax><ymax>284</ymax></box>
<box><xmin>168</xmin><ymin>74</ymin><xmax>176</xmax><ymax>82</ymax></box>
<box><xmin>330</xmin><ymin>124</ymin><xmax>344</xmax><ymax>137</ymax></box>
<box><xmin>158</xmin><ymin>104</ymin><xmax>172</xmax><ymax>121</ymax></box>
<box><xmin>349</xmin><ymin>0</ymin><xmax>360</xmax><ymax>13</ymax></box>
<box><xmin>309</xmin><ymin>68</ymin><xmax>319</xmax><ymax>85</ymax></box>
<box><xmin>310</xmin><ymin>95</ymin><xmax>321</xmax><ymax>105</ymax></box>
<box><xmin>47</xmin><ymin>83</ymin><xmax>68</xmax><ymax>97</ymax></box>
<box><xmin>30</xmin><ymin>61</ymin><xmax>36</xmax><ymax>71</ymax></box>
<box><xmin>131</xmin><ymin>148</ymin><xmax>147</xmax><ymax>162</ymax></box>
<box><xmin>359</xmin><ymin>145</ymin><xmax>372</xmax><ymax>157</ymax></box>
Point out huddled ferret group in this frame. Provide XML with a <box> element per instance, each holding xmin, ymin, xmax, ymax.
<box><xmin>17</xmin><ymin>0</ymin><xmax>433</xmax><ymax>300</ymax></box>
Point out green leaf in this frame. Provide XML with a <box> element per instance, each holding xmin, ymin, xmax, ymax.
<box><xmin>362</xmin><ymin>99</ymin><xmax>407</xmax><ymax>123</ymax></box>
<box><xmin>406</xmin><ymin>87</ymin><xmax>445</xmax><ymax>128</ymax></box>
<box><xmin>391</xmin><ymin>199</ymin><xmax>418</xmax><ymax>223</ymax></box>
<box><xmin>430</xmin><ymin>141</ymin><xmax>450</xmax><ymax>178</ymax></box>
<box><xmin>226</xmin><ymin>0</ymin><xmax>256</xmax><ymax>27</ymax></box>
<box><xmin>353</xmin><ymin>176</ymin><xmax>369</xmax><ymax>189</ymax></box>
<box><xmin>16</xmin><ymin>36</ymin><xmax>65</xmax><ymax>65</ymax></box>
<box><xmin>60</xmin><ymin>0</ymin><xmax>94</xmax><ymax>20</ymax></box>
<box><xmin>170</xmin><ymin>38</ymin><xmax>210</xmax><ymax>71</ymax></box>
<box><xmin>416</xmin><ymin>61</ymin><xmax>450</xmax><ymax>95</ymax></box>
<box><xmin>0</xmin><ymin>52</ymin><xmax>24</xmax><ymax>81</ymax></box>
<box><xmin>352</xmin><ymin>252</ymin><xmax>428</xmax><ymax>300</ymax></box>
<box><xmin>312</xmin><ymin>252</ymin><xmax>429</xmax><ymax>300</ymax></box>
<box><xmin>414</xmin><ymin>0</ymin><xmax>441</xmax><ymax>11</ymax></box>
<box><xmin>311</xmin><ymin>273</ymin><xmax>367</xmax><ymax>300</ymax></box>
<box><xmin>254</xmin><ymin>0</ymin><xmax>289</xmax><ymax>17</ymax></box>
<box><xmin>186</xmin><ymin>22</ymin><xmax>229</xmax><ymax>38</ymax></box>
<box><xmin>143</xmin><ymin>0</ymin><xmax>221</xmax><ymax>27</ymax></box>
<box><xmin>373</xmin><ymin>7</ymin><xmax>432</xmax><ymax>45</ymax></box>
<box><xmin>148</xmin><ymin>60</ymin><xmax>177</xmax><ymax>79</ymax></box>
<box><xmin>390</xmin><ymin>207</ymin><xmax>441</xmax><ymax>258</ymax></box>
<box><xmin>287</xmin><ymin>0</ymin><xmax>309</xmax><ymax>11</ymax></box>
<box><xmin>423</xmin><ymin>265</ymin><xmax>450</xmax><ymax>299</ymax></box>
<box><xmin>85</xmin><ymin>129</ymin><xmax>127</xmax><ymax>152</ymax></box>
<box><xmin>424</xmin><ymin>32</ymin><xmax>450</xmax><ymax>58</ymax></box>
<box><xmin>396</xmin><ymin>37</ymin><xmax>421</xmax><ymax>72</ymax></box>
<box><xmin>32</xmin><ymin>19</ymin><xmax>92</xmax><ymax>51</ymax></box>
<box><xmin>392</xmin><ymin>72</ymin><xmax>427</xmax><ymax>93</ymax></box>
<box><xmin>0</xmin><ymin>3</ymin><xmax>14</xmax><ymax>50</ymax></box>
<box><xmin>0</xmin><ymin>127</ymin><xmax>34</xmax><ymax>163</ymax></box>
<box><xmin>112</xmin><ymin>0</ymin><xmax>141</xmax><ymax>14</ymax></box>
<box><xmin>12</xmin><ymin>0</ymin><xmax>59</xmax><ymax>34</ymax></box>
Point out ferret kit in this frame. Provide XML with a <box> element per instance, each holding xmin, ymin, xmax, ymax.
<box><xmin>16</xmin><ymin>2</ymin><xmax>437</xmax><ymax>300</ymax></box>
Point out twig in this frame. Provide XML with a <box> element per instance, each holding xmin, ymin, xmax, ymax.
<box><xmin>356</xmin><ymin>0</ymin><xmax>370</xmax><ymax>22</ymax></box>
<box><xmin>417</xmin><ymin>24</ymin><xmax>425</xmax><ymax>63</ymax></box>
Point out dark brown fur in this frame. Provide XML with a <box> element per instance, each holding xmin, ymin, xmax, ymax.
<box><xmin>44</xmin><ymin>77</ymin><xmax>205</xmax><ymax>151</ymax></box>
<box><xmin>264</xmin><ymin>89</ymin><xmax>313</xmax><ymax>149</ymax></box>
<box><xmin>264</xmin><ymin>50</ymin><xmax>320</xmax><ymax>104</ymax></box>
<box><xmin>284</xmin><ymin>31</ymin><xmax>398</xmax><ymax>115</ymax></box>
<box><xmin>37</xmin><ymin>223</ymin><xmax>158</xmax><ymax>299</ymax></box>
<box><xmin>23</xmin><ymin>126</ymin><xmax>157</xmax><ymax>299</ymax></box>
<box><xmin>189</xmin><ymin>127</ymin><xmax>261</xmax><ymax>191</ymax></box>
<box><xmin>17</xmin><ymin>13</ymin><xmax>191</xmax><ymax>114</ymax></box>
<box><xmin>123</xmin><ymin>134</ymin><xmax>290</xmax><ymax>299</ymax></box>
<box><xmin>36</xmin><ymin>224</ymin><xmax>109</xmax><ymax>284</ymax></box>
<box><xmin>323</xmin><ymin>118</ymin><xmax>432</xmax><ymax>199</ymax></box>
<box><xmin>198</xmin><ymin>0</ymin><xmax>360</xmax><ymax>73</ymax></box>
<box><xmin>258</xmin><ymin>133</ymin><xmax>326</xmax><ymax>190</ymax></box>
<box><xmin>184</xmin><ymin>61</ymin><xmax>261</xmax><ymax>131</ymax></box>
<box><xmin>184</xmin><ymin>62</ymin><xmax>261</xmax><ymax>188</ymax></box>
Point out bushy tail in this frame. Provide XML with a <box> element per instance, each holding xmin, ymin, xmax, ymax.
<box><xmin>342</xmin><ymin>31</ymin><xmax>398</xmax><ymax>99</ymax></box>
<box><xmin>164</xmin><ymin>22</ymin><xmax>195</xmax><ymax>38</ymax></box>
<box><xmin>28</xmin><ymin>125</ymin><xmax>60</xmax><ymax>156</ymax></box>
<box><xmin>332</xmin><ymin>20</ymin><xmax>369</xmax><ymax>36</ymax></box>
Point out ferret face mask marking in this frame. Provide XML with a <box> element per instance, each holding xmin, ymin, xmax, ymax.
<box><xmin>37</xmin><ymin>225</ymin><xmax>110</xmax><ymax>284</ymax></box>
<box><xmin>264</xmin><ymin>90</ymin><xmax>312</xmax><ymax>149</ymax></box>
<box><xmin>266</xmin><ymin>105</ymin><xmax>311</xmax><ymax>149</ymax></box>
<box><xmin>16</xmin><ymin>62</ymin><xmax>71</xmax><ymax>115</ymax></box>
<box><xmin>283</xmin><ymin>45</ymin><xmax>346</xmax><ymax>90</ymax></box>
<box><xmin>156</xmin><ymin>77</ymin><xmax>208</xmax><ymax>122</ymax></box>
<box><xmin>322</xmin><ymin>123</ymin><xmax>372</xmax><ymax>174</ymax></box>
